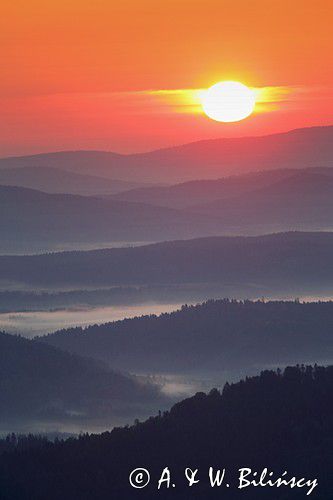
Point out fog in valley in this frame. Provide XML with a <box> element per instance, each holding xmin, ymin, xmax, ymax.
<box><xmin>1</xmin><ymin>129</ymin><xmax>333</xmax><ymax>460</ymax></box>
<box><xmin>0</xmin><ymin>303</ymin><xmax>184</xmax><ymax>337</ymax></box>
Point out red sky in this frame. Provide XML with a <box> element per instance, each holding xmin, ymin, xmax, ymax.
<box><xmin>1</xmin><ymin>0</ymin><xmax>333</xmax><ymax>156</ymax></box>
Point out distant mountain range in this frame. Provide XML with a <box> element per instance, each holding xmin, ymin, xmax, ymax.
<box><xmin>0</xmin><ymin>365</ymin><xmax>331</xmax><ymax>499</ymax></box>
<box><xmin>0</xmin><ymin>125</ymin><xmax>332</xmax><ymax>183</ymax></box>
<box><xmin>113</xmin><ymin>166</ymin><xmax>333</xmax><ymax>208</ymax></box>
<box><xmin>0</xmin><ymin>125</ymin><xmax>333</xmax><ymax>253</ymax></box>
<box><xmin>188</xmin><ymin>171</ymin><xmax>333</xmax><ymax>225</ymax></box>
<box><xmin>0</xmin><ymin>184</ymin><xmax>218</xmax><ymax>253</ymax></box>
<box><xmin>41</xmin><ymin>299</ymin><xmax>333</xmax><ymax>375</ymax></box>
<box><xmin>0</xmin><ymin>332</ymin><xmax>164</xmax><ymax>432</ymax></box>
<box><xmin>0</xmin><ymin>166</ymin><xmax>148</xmax><ymax>196</ymax></box>
<box><xmin>1</xmin><ymin>232</ymin><xmax>332</xmax><ymax>291</ymax></box>
<box><xmin>2</xmin><ymin>165</ymin><xmax>333</xmax><ymax>252</ymax></box>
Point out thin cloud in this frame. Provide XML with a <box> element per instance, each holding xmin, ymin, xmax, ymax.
<box><xmin>127</xmin><ymin>86</ymin><xmax>297</xmax><ymax>115</ymax></box>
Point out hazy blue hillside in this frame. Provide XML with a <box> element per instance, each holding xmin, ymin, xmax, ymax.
<box><xmin>113</xmin><ymin>166</ymin><xmax>333</xmax><ymax>208</ymax></box>
<box><xmin>0</xmin><ymin>232</ymin><xmax>332</xmax><ymax>289</ymax></box>
<box><xmin>0</xmin><ymin>365</ymin><xmax>331</xmax><ymax>499</ymax></box>
<box><xmin>0</xmin><ymin>150</ymin><xmax>125</xmax><ymax>179</ymax></box>
<box><xmin>0</xmin><ymin>332</ymin><xmax>164</xmax><ymax>432</ymax></box>
<box><xmin>0</xmin><ymin>185</ymin><xmax>219</xmax><ymax>253</ymax></box>
<box><xmin>0</xmin><ymin>166</ymin><xmax>146</xmax><ymax>195</ymax></box>
<box><xmin>1</xmin><ymin>125</ymin><xmax>332</xmax><ymax>183</ymax></box>
<box><xmin>189</xmin><ymin>171</ymin><xmax>333</xmax><ymax>222</ymax></box>
<box><xmin>2</xmin><ymin>166</ymin><xmax>333</xmax><ymax>253</ymax></box>
<box><xmin>113</xmin><ymin>167</ymin><xmax>298</xmax><ymax>207</ymax></box>
<box><xmin>2</xmin><ymin>164</ymin><xmax>333</xmax><ymax>255</ymax></box>
<box><xmin>41</xmin><ymin>299</ymin><xmax>333</xmax><ymax>375</ymax></box>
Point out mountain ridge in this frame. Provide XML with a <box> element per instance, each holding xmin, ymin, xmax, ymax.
<box><xmin>1</xmin><ymin>125</ymin><xmax>332</xmax><ymax>183</ymax></box>
<box><xmin>40</xmin><ymin>299</ymin><xmax>333</xmax><ymax>374</ymax></box>
<box><xmin>0</xmin><ymin>364</ymin><xmax>331</xmax><ymax>499</ymax></box>
<box><xmin>113</xmin><ymin>166</ymin><xmax>333</xmax><ymax>208</ymax></box>
<box><xmin>0</xmin><ymin>166</ymin><xmax>148</xmax><ymax>195</ymax></box>
<box><xmin>0</xmin><ymin>184</ymin><xmax>219</xmax><ymax>253</ymax></box>
<box><xmin>0</xmin><ymin>231</ymin><xmax>332</xmax><ymax>289</ymax></box>
<box><xmin>0</xmin><ymin>331</ymin><xmax>164</xmax><ymax>430</ymax></box>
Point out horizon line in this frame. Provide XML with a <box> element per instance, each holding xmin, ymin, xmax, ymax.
<box><xmin>1</xmin><ymin>123</ymin><xmax>332</xmax><ymax>161</ymax></box>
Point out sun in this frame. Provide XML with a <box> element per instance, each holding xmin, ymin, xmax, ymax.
<box><xmin>201</xmin><ymin>81</ymin><xmax>256</xmax><ymax>122</ymax></box>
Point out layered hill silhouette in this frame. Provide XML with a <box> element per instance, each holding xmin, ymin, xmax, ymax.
<box><xmin>114</xmin><ymin>167</ymin><xmax>333</xmax><ymax>209</ymax></box>
<box><xmin>0</xmin><ymin>332</ymin><xmax>163</xmax><ymax>431</ymax></box>
<box><xmin>0</xmin><ymin>365</ymin><xmax>331</xmax><ymax>499</ymax></box>
<box><xmin>41</xmin><ymin>300</ymin><xmax>333</xmax><ymax>375</ymax></box>
<box><xmin>2</xmin><ymin>165</ymin><xmax>333</xmax><ymax>253</ymax></box>
<box><xmin>1</xmin><ymin>232</ymin><xmax>332</xmax><ymax>290</ymax></box>
<box><xmin>114</xmin><ymin>168</ymin><xmax>333</xmax><ymax>234</ymax></box>
<box><xmin>189</xmin><ymin>171</ymin><xmax>333</xmax><ymax>225</ymax></box>
<box><xmin>113</xmin><ymin>167</ymin><xmax>298</xmax><ymax>208</ymax></box>
<box><xmin>0</xmin><ymin>166</ymin><xmax>146</xmax><ymax>196</ymax></box>
<box><xmin>1</xmin><ymin>125</ymin><xmax>332</xmax><ymax>183</ymax></box>
<box><xmin>0</xmin><ymin>185</ymin><xmax>220</xmax><ymax>252</ymax></box>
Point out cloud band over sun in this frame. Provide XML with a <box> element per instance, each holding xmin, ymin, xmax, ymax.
<box><xmin>1</xmin><ymin>84</ymin><xmax>332</xmax><ymax>155</ymax></box>
<box><xmin>108</xmin><ymin>85</ymin><xmax>331</xmax><ymax>120</ymax></box>
<box><xmin>114</xmin><ymin>85</ymin><xmax>294</xmax><ymax>115</ymax></box>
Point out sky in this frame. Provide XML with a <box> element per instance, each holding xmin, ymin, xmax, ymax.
<box><xmin>1</xmin><ymin>0</ymin><xmax>333</xmax><ymax>156</ymax></box>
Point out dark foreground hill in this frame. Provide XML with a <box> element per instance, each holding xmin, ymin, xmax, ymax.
<box><xmin>0</xmin><ymin>333</ymin><xmax>163</xmax><ymax>432</ymax></box>
<box><xmin>1</xmin><ymin>232</ymin><xmax>333</xmax><ymax>290</ymax></box>
<box><xmin>0</xmin><ymin>365</ymin><xmax>331</xmax><ymax>499</ymax></box>
<box><xmin>42</xmin><ymin>300</ymin><xmax>333</xmax><ymax>375</ymax></box>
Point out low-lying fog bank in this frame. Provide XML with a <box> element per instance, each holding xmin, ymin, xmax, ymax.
<box><xmin>0</xmin><ymin>303</ymin><xmax>184</xmax><ymax>338</ymax></box>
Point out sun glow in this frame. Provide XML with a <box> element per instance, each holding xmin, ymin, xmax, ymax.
<box><xmin>202</xmin><ymin>81</ymin><xmax>256</xmax><ymax>122</ymax></box>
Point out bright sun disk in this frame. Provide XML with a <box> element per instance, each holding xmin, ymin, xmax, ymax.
<box><xmin>202</xmin><ymin>81</ymin><xmax>256</xmax><ymax>122</ymax></box>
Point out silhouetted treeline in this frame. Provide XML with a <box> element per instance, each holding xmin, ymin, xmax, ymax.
<box><xmin>42</xmin><ymin>299</ymin><xmax>333</xmax><ymax>374</ymax></box>
<box><xmin>0</xmin><ymin>434</ymin><xmax>50</xmax><ymax>455</ymax></box>
<box><xmin>0</xmin><ymin>365</ymin><xmax>331</xmax><ymax>499</ymax></box>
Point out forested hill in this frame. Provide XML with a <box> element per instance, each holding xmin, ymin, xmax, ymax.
<box><xmin>1</xmin><ymin>231</ymin><xmax>333</xmax><ymax>288</ymax></box>
<box><xmin>42</xmin><ymin>299</ymin><xmax>333</xmax><ymax>374</ymax></box>
<box><xmin>0</xmin><ymin>332</ymin><xmax>162</xmax><ymax>426</ymax></box>
<box><xmin>0</xmin><ymin>365</ymin><xmax>332</xmax><ymax>499</ymax></box>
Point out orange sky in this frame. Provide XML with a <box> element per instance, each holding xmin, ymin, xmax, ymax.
<box><xmin>1</xmin><ymin>0</ymin><xmax>333</xmax><ymax>155</ymax></box>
